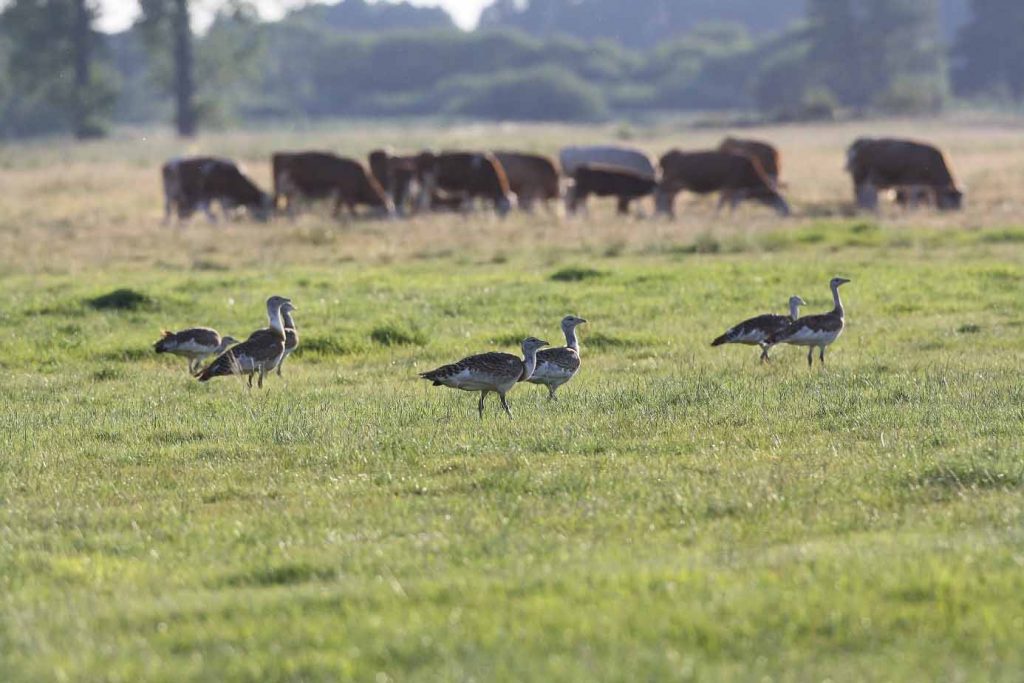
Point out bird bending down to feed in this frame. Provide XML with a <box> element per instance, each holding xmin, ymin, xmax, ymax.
<box><xmin>528</xmin><ymin>315</ymin><xmax>587</xmax><ymax>399</ymax></box>
<box><xmin>196</xmin><ymin>296</ymin><xmax>291</xmax><ymax>388</ymax></box>
<box><xmin>154</xmin><ymin>328</ymin><xmax>239</xmax><ymax>373</ymax></box>
<box><xmin>275</xmin><ymin>302</ymin><xmax>299</xmax><ymax>377</ymax></box>
<box><xmin>711</xmin><ymin>296</ymin><xmax>806</xmax><ymax>362</ymax></box>
<box><xmin>419</xmin><ymin>336</ymin><xmax>549</xmax><ymax>419</ymax></box>
<box><xmin>768</xmin><ymin>277</ymin><xmax>850</xmax><ymax>367</ymax></box>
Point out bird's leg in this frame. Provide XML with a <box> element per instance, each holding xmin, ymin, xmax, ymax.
<box><xmin>499</xmin><ymin>393</ymin><xmax>513</xmax><ymax>419</ymax></box>
<box><xmin>760</xmin><ymin>345</ymin><xmax>770</xmax><ymax>363</ymax></box>
<box><xmin>258</xmin><ymin>366</ymin><xmax>266</xmax><ymax>389</ymax></box>
<box><xmin>188</xmin><ymin>359</ymin><xmax>197</xmax><ymax>374</ymax></box>
<box><xmin>807</xmin><ymin>348</ymin><xmax>813</xmax><ymax>367</ymax></box>
<box><xmin>548</xmin><ymin>385</ymin><xmax>557</xmax><ymax>401</ymax></box>
<box><xmin>478</xmin><ymin>391</ymin><xmax>488</xmax><ymax>418</ymax></box>
<box><xmin>820</xmin><ymin>346</ymin><xmax>826</xmax><ymax>364</ymax></box>
<box><xmin>247</xmin><ymin>372</ymin><xmax>254</xmax><ymax>388</ymax></box>
<box><xmin>276</xmin><ymin>359</ymin><xmax>284</xmax><ymax>377</ymax></box>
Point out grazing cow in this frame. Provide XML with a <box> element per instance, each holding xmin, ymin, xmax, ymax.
<box><xmin>492</xmin><ymin>151</ymin><xmax>561</xmax><ymax>212</ymax></box>
<box><xmin>718</xmin><ymin>136</ymin><xmax>781</xmax><ymax>185</ymax></box>
<box><xmin>272</xmin><ymin>151</ymin><xmax>394</xmax><ymax>218</ymax></box>
<box><xmin>655</xmin><ymin>150</ymin><xmax>790</xmax><ymax>217</ymax></box>
<box><xmin>162</xmin><ymin>156</ymin><xmax>271</xmax><ymax>223</ymax></box>
<box><xmin>568</xmin><ymin>164</ymin><xmax>657</xmax><ymax>215</ymax></box>
<box><xmin>423</xmin><ymin>152</ymin><xmax>513</xmax><ymax>215</ymax></box>
<box><xmin>845</xmin><ymin>138</ymin><xmax>962</xmax><ymax>211</ymax></box>
<box><xmin>368</xmin><ymin>149</ymin><xmax>421</xmax><ymax>215</ymax></box>
<box><xmin>559</xmin><ymin>145</ymin><xmax>657</xmax><ymax>181</ymax></box>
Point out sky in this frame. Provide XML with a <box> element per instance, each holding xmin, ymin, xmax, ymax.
<box><xmin>95</xmin><ymin>0</ymin><xmax>491</xmax><ymax>33</ymax></box>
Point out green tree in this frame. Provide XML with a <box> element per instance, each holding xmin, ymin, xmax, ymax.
<box><xmin>137</xmin><ymin>0</ymin><xmax>196</xmax><ymax>136</ymax></box>
<box><xmin>953</xmin><ymin>0</ymin><xmax>1024</xmax><ymax>100</ymax></box>
<box><xmin>805</xmin><ymin>0</ymin><xmax>944</xmax><ymax>111</ymax></box>
<box><xmin>137</xmin><ymin>0</ymin><xmax>263</xmax><ymax>134</ymax></box>
<box><xmin>0</xmin><ymin>0</ymin><xmax>116</xmax><ymax>138</ymax></box>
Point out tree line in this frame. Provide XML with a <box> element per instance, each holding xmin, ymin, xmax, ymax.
<box><xmin>0</xmin><ymin>0</ymin><xmax>1021</xmax><ymax>139</ymax></box>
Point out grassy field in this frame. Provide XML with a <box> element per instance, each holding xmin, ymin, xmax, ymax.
<box><xmin>2</xmin><ymin>119</ymin><xmax>1024</xmax><ymax>681</ymax></box>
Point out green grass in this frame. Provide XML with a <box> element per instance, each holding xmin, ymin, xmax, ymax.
<box><xmin>2</xmin><ymin>234</ymin><xmax>1024</xmax><ymax>681</ymax></box>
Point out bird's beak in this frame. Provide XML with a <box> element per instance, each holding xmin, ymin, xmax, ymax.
<box><xmin>578</xmin><ymin>318</ymin><xmax>588</xmax><ymax>324</ymax></box>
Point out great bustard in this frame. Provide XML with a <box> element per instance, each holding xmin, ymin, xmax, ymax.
<box><xmin>768</xmin><ymin>277</ymin><xmax>850</xmax><ymax>366</ymax></box>
<box><xmin>420</xmin><ymin>336</ymin><xmax>549</xmax><ymax>418</ymax></box>
<box><xmin>711</xmin><ymin>295</ymin><xmax>806</xmax><ymax>362</ymax></box>
<box><xmin>275</xmin><ymin>302</ymin><xmax>299</xmax><ymax>377</ymax></box>
<box><xmin>154</xmin><ymin>328</ymin><xmax>239</xmax><ymax>374</ymax></box>
<box><xmin>528</xmin><ymin>315</ymin><xmax>587</xmax><ymax>399</ymax></box>
<box><xmin>196</xmin><ymin>296</ymin><xmax>290</xmax><ymax>388</ymax></box>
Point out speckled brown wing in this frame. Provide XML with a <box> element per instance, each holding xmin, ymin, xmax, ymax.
<box><xmin>528</xmin><ymin>347</ymin><xmax>580</xmax><ymax>383</ymax></box>
<box><xmin>711</xmin><ymin>313</ymin><xmax>790</xmax><ymax>347</ymax></box>
<box><xmin>197</xmin><ymin>328</ymin><xmax>285</xmax><ymax>380</ymax></box>
<box><xmin>420</xmin><ymin>352</ymin><xmax>523</xmax><ymax>386</ymax></box>
<box><xmin>154</xmin><ymin>327</ymin><xmax>220</xmax><ymax>353</ymax></box>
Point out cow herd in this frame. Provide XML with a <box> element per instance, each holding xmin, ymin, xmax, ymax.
<box><xmin>160</xmin><ymin>136</ymin><xmax>963</xmax><ymax>224</ymax></box>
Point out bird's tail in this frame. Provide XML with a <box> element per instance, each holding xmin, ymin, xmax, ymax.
<box><xmin>195</xmin><ymin>352</ymin><xmax>234</xmax><ymax>382</ymax></box>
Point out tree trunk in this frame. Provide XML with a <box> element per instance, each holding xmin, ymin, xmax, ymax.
<box><xmin>72</xmin><ymin>0</ymin><xmax>90</xmax><ymax>138</ymax></box>
<box><xmin>173</xmin><ymin>0</ymin><xmax>196</xmax><ymax>137</ymax></box>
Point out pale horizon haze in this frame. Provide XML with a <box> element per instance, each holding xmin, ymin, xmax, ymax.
<box><xmin>95</xmin><ymin>0</ymin><xmax>490</xmax><ymax>33</ymax></box>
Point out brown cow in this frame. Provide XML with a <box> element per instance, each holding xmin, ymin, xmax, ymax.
<box><xmin>368</xmin><ymin>149</ymin><xmax>421</xmax><ymax>215</ymax></box>
<box><xmin>568</xmin><ymin>164</ymin><xmax>657</xmax><ymax>215</ymax></box>
<box><xmin>492</xmin><ymin>151</ymin><xmax>560</xmax><ymax>212</ymax></box>
<box><xmin>719</xmin><ymin>137</ymin><xmax>781</xmax><ymax>185</ymax></box>
<box><xmin>846</xmin><ymin>138</ymin><xmax>962</xmax><ymax>211</ymax></box>
<box><xmin>162</xmin><ymin>156</ymin><xmax>271</xmax><ymax>223</ymax></box>
<box><xmin>273</xmin><ymin>151</ymin><xmax>394</xmax><ymax>218</ymax></box>
<box><xmin>655</xmin><ymin>150</ymin><xmax>790</xmax><ymax>217</ymax></box>
<box><xmin>422</xmin><ymin>152</ymin><xmax>513</xmax><ymax>215</ymax></box>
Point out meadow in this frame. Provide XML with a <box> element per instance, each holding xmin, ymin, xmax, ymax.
<box><xmin>2</xmin><ymin>118</ymin><xmax>1024</xmax><ymax>681</ymax></box>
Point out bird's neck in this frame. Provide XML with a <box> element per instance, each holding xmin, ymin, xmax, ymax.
<box><xmin>268</xmin><ymin>305</ymin><xmax>285</xmax><ymax>336</ymax></box>
<box><xmin>282</xmin><ymin>310</ymin><xmax>296</xmax><ymax>330</ymax></box>
<box><xmin>788</xmin><ymin>301</ymin><xmax>801</xmax><ymax>320</ymax></box>
<box><xmin>563</xmin><ymin>325</ymin><xmax>579</xmax><ymax>353</ymax></box>
<box><xmin>831</xmin><ymin>285</ymin><xmax>844</xmax><ymax>317</ymax></box>
<box><xmin>214</xmin><ymin>339</ymin><xmax>233</xmax><ymax>354</ymax></box>
<box><xmin>522</xmin><ymin>347</ymin><xmax>540</xmax><ymax>381</ymax></box>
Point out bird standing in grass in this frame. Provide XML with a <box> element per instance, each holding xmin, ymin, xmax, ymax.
<box><xmin>275</xmin><ymin>302</ymin><xmax>299</xmax><ymax>377</ymax></box>
<box><xmin>528</xmin><ymin>315</ymin><xmax>587</xmax><ymax>399</ymax></box>
<box><xmin>711</xmin><ymin>295</ymin><xmax>806</xmax><ymax>362</ymax></box>
<box><xmin>420</xmin><ymin>336</ymin><xmax>549</xmax><ymax>418</ymax></box>
<box><xmin>196</xmin><ymin>296</ymin><xmax>290</xmax><ymax>388</ymax></box>
<box><xmin>768</xmin><ymin>277</ymin><xmax>850</xmax><ymax>367</ymax></box>
<box><xmin>154</xmin><ymin>328</ymin><xmax>239</xmax><ymax>374</ymax></box>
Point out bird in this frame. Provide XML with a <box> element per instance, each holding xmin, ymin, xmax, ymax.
<box><xmin>767</xmin><ymin>277</ymin><xmax>851</xmax><ymax>367</ymax></box>
<box><xmin>196</xmin><ymin>296</ymin><xmax>291</xmax><ymax>388</ymax></box>
<box><xmin>711</xmin><ymin>296</ymin><xmax>806</xmax><ymax>362</ymax></box>
<box><xmin>419</xmin><ymin>336</ymin><xmax>549</xmax><ymax>419</ymax></box>
<box><xmin>153</xmin><ymin>327</ymin><xmax>239</xmax><ymax>374</ymax></box>
<box><xmin>275</xmin><ymin>301</ymin><xmax>299</xmax><ymax>377</ymax></box>
<box><xmin>528</xmin><ymin>314</ymin><xmax>587</xmax><ymax>399</ymax></box>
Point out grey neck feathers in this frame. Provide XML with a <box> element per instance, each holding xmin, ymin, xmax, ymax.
<box><xmin>522</xmin><ymin>347</ymin><xmax>540</xmax><ymax>381</ymax></box>
<box><xmin>282</xmin><ymin>310</ymin><xmax>296</xmax><ymax>330</ymax></box>
<box><xmin>214</xmin><ymin>339</ymin><xmax>233</xmax><ymax>354</ymax></box>
<box><xmin>831</xmin><ymin>284</ymin><xmax>845</xmax><ymax>317</ymax></box>
<box><xmin>268</xmin><ymin>304</ymin><xmax>285</xmax><ymax>336</ymax></box>
<box><xmin>788</xmin><ymin>300</ymin><xmax>801</xmax><ymax>320</ymax></box>
<box><xmin>563</xmin><ymin>324</ymin><xmax>579</xmax><ymax>353</ymax></box>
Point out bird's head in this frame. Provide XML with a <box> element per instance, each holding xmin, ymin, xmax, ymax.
<box><xmin>221</xmin><ymin>336</ymin><xmax>240</xmax><ymax>347</ymax></box>
<box><xmin>521</xmin><ymin>337</ymin><xmax>549</xmax><ymax>353</ymax></box>
<box><xmin>830</xmin><ymin>277</ymin><xmax>851</xmax><ymax>289</ymax></box>
<box><xmin>266</xmin><ymin>295</ymin><xmax>292</xmax><ymax>310</ymax></box>
<box><xmin>561</xmin><ymin>314</ymin><xmax>587</xmax><ymax>331</ymax></box>
<box><xmin>790</xmin><ymin>295</ymin><xmax>807</xmax><ymax>307</ymax></box>
<box><xmin>281</xmin><ymin>301</ymin><xmax>297</xmax><ymax>314</ymax></box>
